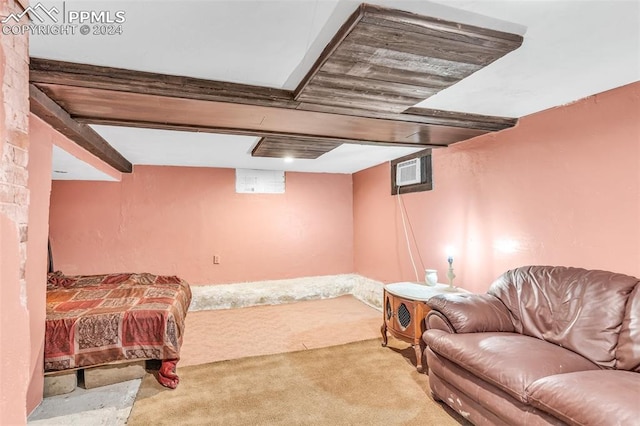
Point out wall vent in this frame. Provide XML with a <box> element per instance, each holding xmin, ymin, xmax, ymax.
<box><xmin>395</xmin><ymin>158</ymin><xmax>422</xmax><ymax>186</ymax></box>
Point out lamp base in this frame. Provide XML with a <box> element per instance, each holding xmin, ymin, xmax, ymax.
<box><xmin>446</xmin><ymin>267</ymin><xmax>456</xmax><ymax>292</ymax></box>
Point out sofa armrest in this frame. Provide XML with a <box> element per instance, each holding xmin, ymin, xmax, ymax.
<box><xmin>425</xmin><ymin>310</ymin><xmax>457</xmax><ymax>333</ymax></box>
<box><xmin>426</xmin><ymin>293</ymin><xmax>515</xmax><ymax>334</ymax></box>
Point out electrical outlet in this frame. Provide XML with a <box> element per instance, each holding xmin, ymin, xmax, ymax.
<box><xmin>213</xmin><ymin>255</ymin><xmax>220</xmax><ymax>264</ymax></box>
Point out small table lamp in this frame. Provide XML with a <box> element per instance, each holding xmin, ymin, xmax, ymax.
<box><xmin>446</xmin><ymin>255</ymin><xmax>457</xmax><ymax>291</ymax></box>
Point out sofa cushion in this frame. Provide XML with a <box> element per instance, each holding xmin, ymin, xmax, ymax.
<box><xmin>424</xmin><ymin>330</ymin><xmax>600</xmax><ymax>403</ymax></box>
<box><xmin>527</xmin><ymin>370</ymin><xmax>640</xmax><ymax>426</ymax></box>
<box><xmin>488</xmin><ymin>266</ymin><xmax>639</xmax><ymax>368</ymax></box>
<box><xmin>426</xmin><ymin>347</ymin><xmax>566</xmax><ymax>426</ymax></box>
<box><xmin>617</xmin><ymin>283</ymin><xmax>640</xmax><ymax>371</ymax></box>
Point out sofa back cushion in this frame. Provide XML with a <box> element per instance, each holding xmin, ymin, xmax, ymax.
<box><xmin>488</xmin><ymin>266</ymin><xmax>639</xmax><ymax>368</ymax></box>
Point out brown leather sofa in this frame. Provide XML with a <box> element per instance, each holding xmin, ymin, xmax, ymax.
<box><xmin>423</xmin><ymin>265</ymin><xmax>639</xmax><ymax>426</ymax></box>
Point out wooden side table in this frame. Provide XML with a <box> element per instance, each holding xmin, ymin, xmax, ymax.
<box><xmin>381</xmin><ymin>282</ymin><xmax>458</xmax><ymax>373</ymax></box>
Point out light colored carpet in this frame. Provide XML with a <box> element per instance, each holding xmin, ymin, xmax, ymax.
<box><xmin>179</xmin><ymin>295</ymin><xmax>382</xmax><ymax>367</ymax></box>
<box><xmin>128</xmin><ymin>338</ymin><xmax>465</xmax><ymax>426</ymax></box>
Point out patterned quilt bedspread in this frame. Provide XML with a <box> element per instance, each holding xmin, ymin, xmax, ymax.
<box><xmin>45</xmin><ymin>272</ymin><xmax>192</xmax><ymax>372</ymax></box>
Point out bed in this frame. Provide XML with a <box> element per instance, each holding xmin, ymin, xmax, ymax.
<box><xmin>45</xmin><ymin>271</ymin><xmax>192</xmax><ymax>389</ymax></box>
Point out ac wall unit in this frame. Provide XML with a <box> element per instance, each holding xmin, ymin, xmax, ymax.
<box><xmin>396</xmin><ymin>158</ymin><xmax>422</xmax><ymax>186</ymax></box>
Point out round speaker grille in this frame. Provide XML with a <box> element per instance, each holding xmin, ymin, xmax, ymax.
<box><xmin>398</xmin><ymin>303</ymin><xmax>411</xmax><ymax>329</ymax></box>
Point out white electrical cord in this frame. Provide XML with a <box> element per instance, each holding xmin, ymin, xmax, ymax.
<box><xmin>397</xmin><ymin>192</ymin><xmax>419</xmax><ymax>283</ymax></box>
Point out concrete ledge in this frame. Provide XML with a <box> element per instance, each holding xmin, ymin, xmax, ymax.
<box><xmin>189</xmin><ymin>274</ymin><xmax>384</xmax><ymax>311</ymax></box>
<box><xmin>43</xmin><ymin>370</ymin><xmax>77</xmax><ymax>397</ymax></box>
<box><xmin>83</xmin><ymin>361</ymin><xmax>146</xmax><ymax>389</ymax></box>
<box><xmin>351</xmin><ymin>275</ymin><xmax>384</xmax><ymax>309</ymax></box>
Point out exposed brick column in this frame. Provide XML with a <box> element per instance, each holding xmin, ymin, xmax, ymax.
<box><xmin>0</xmin><ymin>0</ymin><xmax>30</xmax><ymax>299</ymax></box>
<box><xmin>1</xmin><ymin>1</ymin><xmax>32</xmax><ymax>421</ymax></box>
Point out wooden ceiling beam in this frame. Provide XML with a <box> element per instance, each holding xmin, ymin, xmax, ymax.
<box><xmin>297</xmin><ymin>103</ymin><xmax>515</xmax><ymax>132</ymax></box>
<box><xmin>30</xmin><ymin>57</ymin><xmax>297</xmax><ymax>109</ymax></box>
<box><xmin>30</xmin><ymin>58</ymin><xmax>517</xmax><ymax>135</ymax></box>
<box><xmin>404</xmin><ymin>107</ymin><xmax>517</xmax><ymax>131</ymax></box>
<box><xmin>35</xmin><ymin>83</ymin><xmax>492</xmax><ymax>147</ymax></box>
<box><xmin>29</xmin><ymin>84</ymin><xmax>132</xmax><ymax>173</ymax></box>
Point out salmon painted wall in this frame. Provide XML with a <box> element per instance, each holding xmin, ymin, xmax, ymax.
<box><xmin>0</xmin><ymin>215</ymin><xmax>29</xmax><ymax>423</ymax></box>
<box><xmin>354</xmin><ymin>82</ymin><xmax>640</xmax><ymax>293</ymax></box>
<box><xmin>49</xmin><ymin>167</ymin><xmax>354</xmax><ymax>285</ymax></box>
<box><xmin>24</xmin><ymin>115</ymin><xmax>54</xmax><ymax>413</ymax></box>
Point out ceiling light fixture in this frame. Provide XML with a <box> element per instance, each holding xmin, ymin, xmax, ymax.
<box><xmin>283</xmin><ymin>157</ymin><xmax>294</xmax><ymax>163</ymax></box>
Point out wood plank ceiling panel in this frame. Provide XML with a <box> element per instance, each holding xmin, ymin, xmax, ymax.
<box><xmin>295</xmin><ymin>3</ymin><xmax>523</xmax><ymax>114</ymax></box>
<box><xmin>252</xmin><ymin>137</ymin><xmax>341</xmax><ymax>159</ymax></box>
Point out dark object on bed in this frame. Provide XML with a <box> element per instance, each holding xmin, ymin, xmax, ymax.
<box><xmin>45</xmin><ymin>271</ymin><xmax>192</xmax><ymax>389</ymax></box>
<box><xmin>47</xmin><ymin>239</ymin><xmax>54</xmax><ymax>273</ymax></box>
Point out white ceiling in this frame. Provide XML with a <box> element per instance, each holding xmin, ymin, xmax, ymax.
<box><xmin>32</xmin><ymin>0</ymin><xmax>640</xmax><ymax>179</ymax></box>
<box><xmin>51</xmin><ymin>145</ymin><xmax>118</xmax><ymax>181</ymax></box>
<box><xmin>90</xmin><ymin>125</ymin><xmax>423</xmax><ymax>174</ymax></box>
